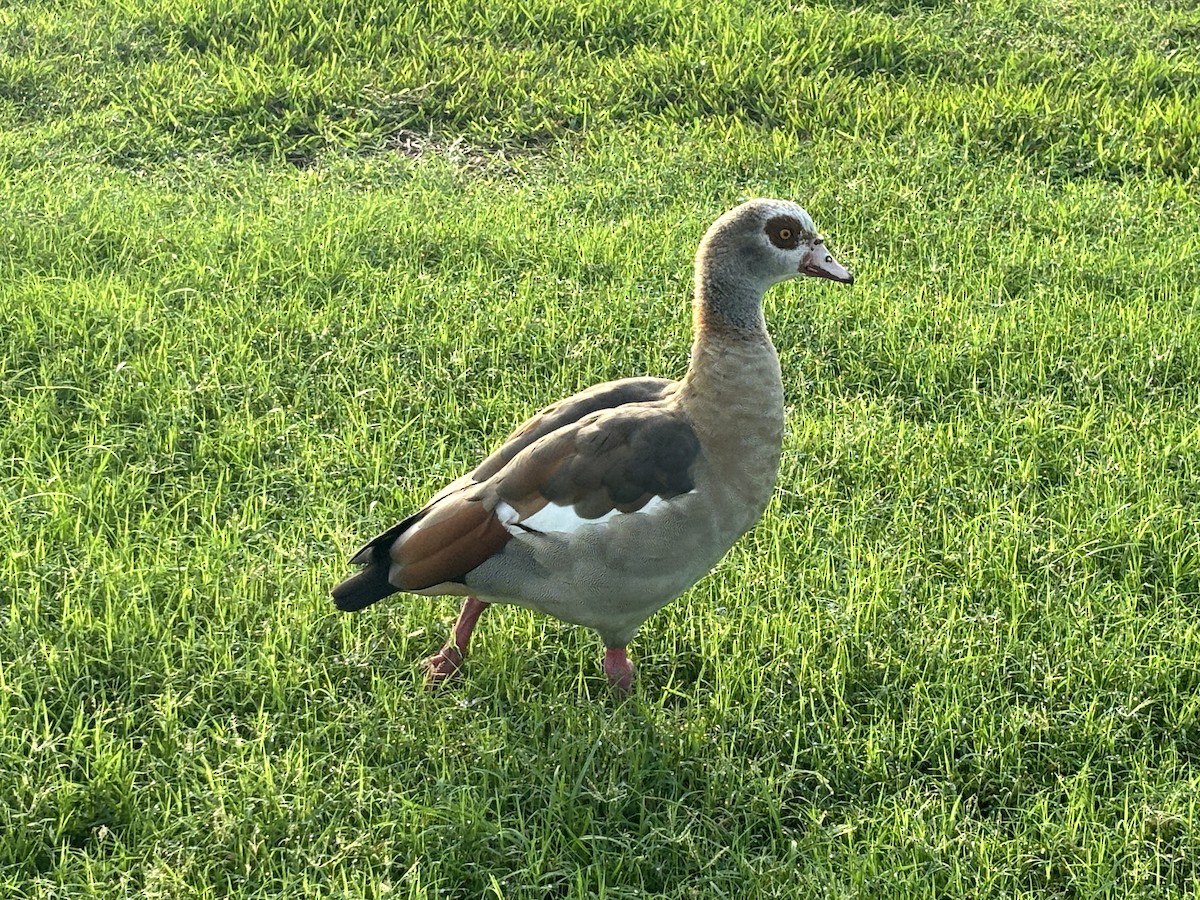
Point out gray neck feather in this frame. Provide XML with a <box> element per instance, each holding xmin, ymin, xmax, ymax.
<box><xmin>695</xmin><ymin>266</ymin><xmax>769</xmax><ymax>335</ymax></box>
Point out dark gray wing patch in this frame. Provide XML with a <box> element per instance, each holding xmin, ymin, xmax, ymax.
<box><xmin>496</xmin><ymin>407</ymin><xmax>701</xmax><ymax>520</ymax></box>
<box><xmin>470</xmin><ymin>377</ymin><xmax>673</xmax><ymax>482</ymax></box>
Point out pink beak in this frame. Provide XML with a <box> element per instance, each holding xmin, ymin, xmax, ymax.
<box><xmin>801</xmin><ymin>241</ymin><xmax>854</xmax><ymax>284</ymax></box>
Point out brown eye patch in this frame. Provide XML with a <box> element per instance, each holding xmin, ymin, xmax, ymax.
<box><xmin>765</xmin><ymin>215</ymin><xmax>803</xmax><ymax>250</ymax></box>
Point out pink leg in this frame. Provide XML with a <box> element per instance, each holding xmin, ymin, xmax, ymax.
<box><xmin>424</xmin><ymin>596</ymin><xmax>490</xmax><ymax>686</ymax></box>
<box><xmin>603</xmin><ymin>646</ymin><xmax>636</xmax><ymax>694</ymax></box>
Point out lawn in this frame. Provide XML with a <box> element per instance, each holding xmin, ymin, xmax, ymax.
<box><xmin>2</xmin><ymin>0</ymin><xmax>1199</xmax><ymax>897</ymax></box>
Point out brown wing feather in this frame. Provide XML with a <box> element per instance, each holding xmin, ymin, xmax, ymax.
<box><xmin>333</xmin><ymin>486</ymin><xmax>511</xmax><ymax>608</ymax></box>
<box><xmin>333</xmin><ymin>376</ymin><xmax>684</xmax><ymax>610</ymax></box>
<box><xmin>391</xmin><ymin>494</ymin><xmax>512</xmax><ymax>590</ymax></box>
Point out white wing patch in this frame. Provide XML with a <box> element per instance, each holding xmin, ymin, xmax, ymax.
<box><xmin>495</xmin><ymin>496</ymin><xmax>675</xmax><ymax>537</ymax></box>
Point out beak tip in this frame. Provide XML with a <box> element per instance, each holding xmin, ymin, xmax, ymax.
<box><xmin>800</xmin><ymin>253</ymin><xmax>854</xmax><ymax>285</ymax></box>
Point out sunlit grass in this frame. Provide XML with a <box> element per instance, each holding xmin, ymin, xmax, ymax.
<box><xmin>2</xmin><ymin>0</ymin><xmax>1199</xmax><ymax>897</ymax></box>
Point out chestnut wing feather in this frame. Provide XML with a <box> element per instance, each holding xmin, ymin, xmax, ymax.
<box><xmin>382</xmin><ymin>405</ymin><xmax>700</xmax><ymax>589</ymax></box>
<box><xmin>333</xmin><ymin>377</ymin><xmax>688</xmax><ymax>607</ymax></box>
<box><xmin>387</xmin><ymin>489</ymin><xmax>512</xmax><ymax>590</ymax></box>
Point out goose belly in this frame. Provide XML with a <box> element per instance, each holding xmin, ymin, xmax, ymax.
<box><xmin>464</xmin><ymin>472</ymin><xmax>772</xmax><ymax>645</ymax></box>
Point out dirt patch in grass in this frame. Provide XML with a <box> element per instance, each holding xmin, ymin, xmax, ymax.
<box><xmin>382</xmin><ymin>128</ymin><xmax>525</xmax><ymax>176</ymax></box>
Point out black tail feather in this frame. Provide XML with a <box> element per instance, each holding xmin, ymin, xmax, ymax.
<box><xmin>331</xmin><ymin>557</ymin><xmax>399</xmax><ymax>612</ymax></box>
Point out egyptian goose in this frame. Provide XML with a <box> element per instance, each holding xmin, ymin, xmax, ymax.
<box><xmin>333</xmin><ymin>199</ymin><xmax>853</xmax><ymax>692</ymax></box>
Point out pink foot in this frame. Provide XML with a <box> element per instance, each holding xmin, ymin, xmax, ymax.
<box><xmin>423</xmin><ymin>597</ymin><xmax>489</xmax><ymax>688</ymax></box>
<box><xmin>423</xmin><ymin>644</ymin><xmax>465</xmax><ymax>686</ymax></box>
<box><xmin>603</xmin><ymin>647</ymin><xmax>636</xmax><ymax>694</ymax></box>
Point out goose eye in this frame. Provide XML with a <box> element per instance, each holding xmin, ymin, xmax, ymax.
<box><xmin>765</xmin><ymin>215</ymin><xmax>802</xmax><ymax>250</ymax></box>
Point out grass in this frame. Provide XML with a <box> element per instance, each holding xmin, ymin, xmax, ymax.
<box><xmin>1</xmin><ymin>0</ymin><xmax>1199</xmax><ymax>897</ymax></box>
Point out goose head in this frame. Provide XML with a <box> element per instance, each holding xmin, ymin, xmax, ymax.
<box><xmin>695</xmin><ymin>198</ymin><xmax>853</xmax><ymax>331</ymax></box>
